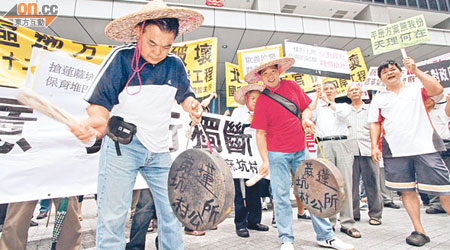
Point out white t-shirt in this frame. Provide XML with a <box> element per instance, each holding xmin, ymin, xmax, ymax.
<box><xmin>430</xmin><ymin>102</ymin><xmax>450</xmax><ymax>140</ymax></box>
<box><xmin>368</xmin><ymin>84</ymin><xmax>442</xmax><ymax>157</ymax></box>
<box><xmin>231</xmin><ymin>105</ymin><xmax>251</xmax><ymax>124</ymax></box>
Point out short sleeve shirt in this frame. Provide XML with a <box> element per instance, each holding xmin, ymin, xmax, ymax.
<box><xmin>368</xmin><ymin>84</ymin><xmax>441</xmax><ymax>157</ymax></box>
<box><xmin>251</xmin><ymin>80</ymin><xmax>311</xmax><ymax>153</ymax></box>
<box><xmin>85</xmin><ymin>44</ymin><xmax>195</xmax><ymax>152</ymax></box>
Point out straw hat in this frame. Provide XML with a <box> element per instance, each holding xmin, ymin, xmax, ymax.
<box><xmin>105</xmin><ymin>0</ymin><xmax>204</xmax><ymax>42</ymax></box>
<box><xmin>234</xmin><ymin>84</ymin><xmax>265</xmax><ymax>105</ymax></box>
<box><xmin>244</xmin><ymin>57</ymin><xmax>295</xmax><ymax>83</ymax></box>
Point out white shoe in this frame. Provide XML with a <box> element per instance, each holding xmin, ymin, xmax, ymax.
<box><xmin>261</xmin><ymin>201</ymin><xmax>268</xmax><ymax>210</ymax></box>
<box><xmin>360</xmin><ymin>201</ymin><xmax>368</xmax><ymax>210</ymax></box>
<box><xmin>317</xmin><ymin>237</ymin><xmax>354</xmax><ymax>250</ymax></box>
<box><xmin>280</xmin><ymin>242</ymin><xmax>294</xmax><ymax>250</ymax></box>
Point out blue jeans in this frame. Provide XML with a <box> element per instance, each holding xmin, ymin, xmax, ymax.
<box><xmin>39</xmin><ymin>199</ymin><xmax>51</xmax><ymax>212</ymax></box>
<box><xmin>269</xmin><ymin>150</ymin><xmax>335</xmax><ymax>243</ymax></box>
<box><xmin>96</xmin><ymin>137</ymin><xmax>183</xmax><ymax>250</ymax></box>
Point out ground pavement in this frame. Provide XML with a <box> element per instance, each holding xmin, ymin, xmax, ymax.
<box><xmin>9</xmin><ymin>195</ymin><xmax>450</xmax><ymax>250</ymax></box>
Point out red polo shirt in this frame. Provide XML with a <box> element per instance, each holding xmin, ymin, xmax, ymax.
<box><xmin>251</xmin><ymin>80</ymin><xmax>311</xmax><ymax>153</ymax></box>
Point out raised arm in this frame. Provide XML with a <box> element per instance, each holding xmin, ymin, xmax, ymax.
<box><xmin>403</xmin><ymin>57</ymin><xmax>443</xmax><ymax>97</ymax></box>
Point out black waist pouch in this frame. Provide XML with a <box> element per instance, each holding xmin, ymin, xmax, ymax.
<box><xmin>105</xmin><ymin>116</ymin><xmax>137</xmax><ymax>156</ymax></box>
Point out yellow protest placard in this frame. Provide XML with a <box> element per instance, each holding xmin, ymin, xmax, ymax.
<box><xmin>237</xmin><ymin>44</ymin><xmax>283</xmax><ymax>81</ymax></box>
<box><xmin>1</xmin><ymin>17</ymin><xmax>217</xmax><ymax>97</ymax></box>
<box><xmin>370</xmin><ymin>15</ymin><xmax>430</xmax><ymax>55</ymax></box>
<box><xmin>0</xmin><ymin>17</ymin><xmax>112</xmax><ymax>88</ymax></box>
<box><xmin>225</xmin><ymin>62</ymin><xmax>248</xmax><ymax>108</ymax></box>
<box><xmin>171</xmin><ymin>37</ymin><xmax>217</xmax><ymax>98</ymax></box>
<box><xmin>281</xmin><ymin>73</ymin><xmax>317</xmax><ymax>93</ymax></box>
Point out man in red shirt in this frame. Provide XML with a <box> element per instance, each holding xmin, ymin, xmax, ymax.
<box><xmin>247</xmin><ymin>57</ymin><xmax>354</xmax><ymax>250</ymax></box>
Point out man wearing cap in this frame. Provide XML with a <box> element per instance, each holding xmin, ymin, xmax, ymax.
<box><xmin>248</xmin><ymin>57</ymin><xmax>354</xmax><ymax>250</ymax></box>
<box><xmin>369</xmin><ymin>57</ymin><xmax>450</xmax><ymax>247</ymax></box>
<box><xmin>69</xmin><ymin>0</ymin><xmax>204</xmax><ymax>249</ymax></box>
<box><xmin>309</xmin><ymin>81</ymin><xmax>360</xmax><ymax>238</ymax></box>
<box><xmin>231</xmin><ymin>83</ymin><xmax>269</xmax><ymax>238</ymax></box>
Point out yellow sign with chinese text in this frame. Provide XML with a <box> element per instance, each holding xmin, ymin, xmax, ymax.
<box><xmin>281</xmin><ymin>73</ymin><xmax>317</xmax><ymax>93</ymax></box>
<box><xmin>1</xmin><ymin>17</ymin><xmax>217</xmax><ymax>98</ymax></box>
<box><xmin>0</xmin><ymin>17</ymin><xmax>112</xmax><ymax>88</ymax></box>
<box><xmin>171</xmin><ymin>37</ymin><xmax>217</xmax><ymax>98</ymax></box>
<box><xmin>370</xmin><ymin>15</ymin><xmax>430</xmax><ymax>55</ymax></box>
<box><xmin>225</xmin><ymin>62</ymin><xmax>248</xmax><ymax>108</ymax></box>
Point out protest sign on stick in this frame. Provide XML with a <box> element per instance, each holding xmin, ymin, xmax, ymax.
<box><xmin>370</xmin><ymin>15</ymin><xmax>430</xmax><ymax>58</ymax></box>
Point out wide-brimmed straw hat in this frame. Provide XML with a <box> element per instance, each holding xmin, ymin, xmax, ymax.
<box><xmin>234</xmin><ymin>84</ymin><xmax>265</xmax><ymax>105</ymax></box>
<box><xmin>244</xmin><ymin>57</ymin><xmax>295</xmax><ymax>83</ymax></box>
<box><xmin>105</xmin><ymin>0</ymin><xmax>204</xmax><ymax>42</ymax></box>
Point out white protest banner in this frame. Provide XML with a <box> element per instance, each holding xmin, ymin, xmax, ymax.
<box><xmin>0</xmin><ymin>48</ymin><xmax>102</xmax><ymax>203</ymax></box>
<box><xmin>237</xmin><ymin>44</ymin><xmax>283</xmax><ymax>81</ymax></box>
<box><xmin>0</xmin><ymin>49</ymin><xmax>147</xmax><ymax>203</ymax></box>
<box><xmin>284</xmin><ymin>41</ymin><xmax>351</xmax><ymax>79</ymax></box>
<box><xmin>362</xmin><ymin>67</ymin><xmax>386</xmax><ymax>91</ymax></box>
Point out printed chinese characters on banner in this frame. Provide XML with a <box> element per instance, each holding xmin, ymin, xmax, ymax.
<box><xmin>370</xmin><ymin>15</ymin><xmax>430</xmax><ymax>55</ymax></box>
<box><xmin>0</xmin><ymin>17</ymin><xmax>112</xmax><ymax>88</ymax></box>
<box><xmin>237</xmin><ymin>44</ymin><xmax>283</xmax><ymax>81</ymax></box>
<box><xmin>171</xmin><ymin>37</ymin><xmax>218</xmax><ymax>98</ymax></box>
<box><xmin>225</xmin><ymin>62</ymin><xmax>248</xmax><ymax>108</ymax></box>
<box><xmin>321</xmin><ymin>47</ymin><xmax>368</xmax><ymax>97</ymax></box>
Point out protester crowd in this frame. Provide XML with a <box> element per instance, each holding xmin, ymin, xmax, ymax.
<box><xmin>1</xmin><ymin>0</ymin><xmax>450</xmax><ymax>250</ymax></box>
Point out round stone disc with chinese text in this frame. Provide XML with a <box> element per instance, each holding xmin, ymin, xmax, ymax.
<box><xmin>168</xmin><ymin>149</ymin><xmax>235</xmax><ymax>231</ymax></box>
<box><xmin>293</xmin><ymin>158</ymin><xmax>347</xmax><ymax>218</ymax></box>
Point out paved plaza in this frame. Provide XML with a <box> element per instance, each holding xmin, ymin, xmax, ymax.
<box><xmin>14</xmin><ymin>195</ymin><xmax>450</xmax><ymax>250</ymax></box>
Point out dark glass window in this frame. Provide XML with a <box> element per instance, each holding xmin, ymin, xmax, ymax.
<box><xmin>438</xmin><ymin>0</ymin><xmax>449</xmax><ymax>11</ymax></box>
<box><xmin>398</xmin><ymin>0</ymin><xmax>408</xmax><ymax>6</ymax></box>
<box><xmin>429</xmin><ymin>0</ymin><xmax>440</xmax><ymax>9</ymax></box>
<box><xmin>387</xmin><ymin>0</ymin><xmax>396</xmax><ymax>4</ymax></box>
<box><xmin>374</xmin><ymin>0</ymin><xmax>385</xmax><ymax>3</ymax></box>
<box><xmin>408</xmin><ymin>0</ymin><xmax>418</xmax><ymax>7</ymax></box>
<box><xmin>418</xmin><ymin>0</ymin><xmax>429</xmax><ymax>8</ymax></box>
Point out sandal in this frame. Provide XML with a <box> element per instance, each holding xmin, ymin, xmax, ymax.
<box><xmin>340</xmin><ymin>227</ymin><xmax>361</xmax><ymax>238</ymax></box>
<box><xmin>406</xmin><ymin>231</ymin><xmax>430</xmax><ymax>247</ymax></box>
<box><xmin>369</xmin><ymin>218</ymin><xmax>382</xmax><ymax>226</ymax></box>
<box><xmin>184</xmin><ymin>229</ymin><xmax>206</xmax><ymax>236</ymax></box>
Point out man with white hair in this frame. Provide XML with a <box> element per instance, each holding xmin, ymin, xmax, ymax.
<box><xmin>310</xmin><ymin>81</ymin><xmax>360</xmax><ymax>238</ymax></box>
<box><xmin>346</xmin><ymin>83</ymin><xmax>383</xmax><ymax>226</ymax></box>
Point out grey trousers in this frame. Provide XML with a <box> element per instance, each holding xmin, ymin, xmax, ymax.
<box><xmin>318</xmin><ymin>139</ymin><xmax>355</xmax><ymax>228</ymax></box>
<box><xmin>0</xmin><ymin>197</ymin><xmax>81</xmax><ymax>250</ymax></box>
<box><xmin>352</xmin><ymin>156</ymin><xmax>383</xmax><ymax>220</ymax></box>
<box><xmin>379</xmin><ymin>166</ymin><xmax>394</xmax><ymax>204</ymax></box>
